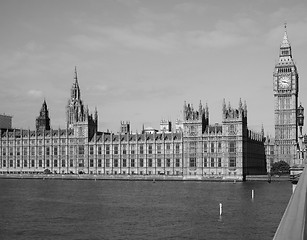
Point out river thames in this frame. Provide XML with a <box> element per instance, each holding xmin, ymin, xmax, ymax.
<box><xmin>0</xmin><ymin>179</ymin><xmax>291</xmax><ymax>240</ymax></box>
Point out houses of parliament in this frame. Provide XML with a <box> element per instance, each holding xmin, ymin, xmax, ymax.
<box><xmin>0</xmin><ymin>26</ymin><xmax>302</xmax><ymax>181</ymax></box>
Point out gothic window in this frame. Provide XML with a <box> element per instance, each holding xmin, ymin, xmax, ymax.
<box><xmin>114</xmin><ymin>159</ymin><xmax>118</xmax><ymax>167</ymax></box>
<box><xmin>157</xmin><ymin>159</ymin><xmax>162</xmax><ymax>167</ymax></box>
<box><xmin>139</xmin><ymin>145</ymin><xmax>144</xmax><ymax>154</ymax></box>
<box><xmin>218</xmin><ymin>158</ymin><xmax>222</xmax><ymax>167</ymax></box>
<box><xmin>166</xmin><ymin>144</ymin><xmax>171</xmax><ymax>151</ymax></box>
<box><xmin>16</xmin><ymin>147</ymin><xmax>20</xmax><ymax>156</ymax></box>
<box><xmin>229</xmin><ymin>142</ymin><xmax>236</xmax><ymax>153</ymax></box>
<box><xmin>210</xmin><ymin>158</ymin><xmax>215</xmax><ymax>167</ymax></box>
<box><xmin>148</xmin><ymin>159</ymin><xmax>152</xmax><ymax>167</ymax></box>
<box><xmin>46</xmin><ymin>159</ymin><xmax>50</xmax><ymax>167</ymax></box>
<box><xmin>9</xmin><ymin>147</ymin><xmax>13</xmax><ymax>156</ymax></box>
<box><xmin>166</xmin><ymin>159</ymin><xmax>171</xmax><ymax>167</ymax></box>
<box><xmin>130</xmin><ymin>144</ymin><xmax>135</xmax><ymax>155</ymax></box>
<box><xmin>203</xmin><ymin>157</ymin><xmax>207</xmax><ymax>167</ymax></box>
<box><xmin>203</xmin><ymin>143</ymin><xmax>207</xmax><ymax>153</ymax></box>
<box><xmin>31</xmin><ymin>147</ymin><xmax>35</xmax><ymax>156</ymax></box>
<box><xmin>113</xmin><ymin>145</ymin><xmax>118</xmax><ymax>155</ymax></box>
<box><xmin>38</xmin><ymin>147</ymin><xmax>43</xmax><ymax>156</ymax></box>
<box><xmin>78</xmin><ymin>127</ymin><xmax>83</xmax><ymax>137</ymax></box>
<box><xmin>98</xmin><ymin>146</ymin><xmax>102</xmax><ymax>155</ymax></box>
<box><xmin>176</xmin><ymin>158</ymin><xmax>180</xmax><ymax>167</ymax></box>
<box><xmin>53</xmin><ymin>159</ymin><xmax>57</xmax><ymax>167</ymax></box>
<box><xmin>211</xmin><ymin>143</ymin><xmax>215</xmax><ymax>153</ymax></box>
<box><xmin>2</xmin><ymin>148</ymin><xmax>6</xmax><ymax>156</ymax></box>
<box><xmin>131</xmin><ymin>159</ymin><xmax>135</xmax><ymax>167</ymax></box>
<box><xmin>78</xmin><ymin>146</ymin><xmax>84</xmax><ymax>155</ymax></box>
<box><xmin>17</xmin><ymin>159</ymin><xmax>20</xmax><ymax>167</ymax></box>
<box><xmin>89</xmin><ymin>146</ymin><xmax>94</xmax><ymax>155</ymax></box>
<box><xmin>122</xmin><ymin>145</ymin><xmax>127</xmax><ymax>155</ymax></box>
<box><xmin>157</xmin><ymin>144</ymin><xmax>162</xmax><ymax>154</ymax></box>
<box><xmin>218</xmin><ymin>142</ymin><xmax>222</xmax><ymax>152</ymax></box>
<box><xmin>139</xmin><ymin>158</ymin><xmax>144</xmax><ymax>167</ymax></box>
<box><xmin>70</xmin><ymin>159</ymin><xmax>73</xmax><ymax>167</ymax></box>
<box><xmin>175</xmin><ymin>144</ymin><xmax>180</xmax><ymax>154</ymax></box>
<box><xmin>98</xmin><ymin>159</ymin><xmax>102</xmax><ymax>167</ymax></box>
<box><xmin>148</xmin><ymin>144</ymin><xmax>153</xmax><ymax>154</ymax></box>
<box><xmin>106</xmin><ymin>145</ymin><xmax>110</xmax><ymax>155</ymax></box>
<box><xmin>69</xmin><ymin>146</ymin><xmax>74</xmax><ymax>155</ymax></box>
<box><xmin>229</xmin><ymin>125</ymin><xmax>236</xmax><ymax>134</ymax></box>
<box><xmin>123</xmin><ymin>159</ymin><xmax>127</xmax><ymax>167</ymax></box>
<box><xmin>62</xmin><ymin>160</ymin><xmax>66</xmax><ymax>168</ymax></box>
<box><xmin>229</xmin><ymin>157</ymin><xmax>236</xmax><ymax>167</ymax></box>
<box><xmin>78</xmin><ymin>159</ymin><xmax>84</xmax><ymax>167</ymax></box>
<box><xmin>189</xmin><ymin>157</ymin><xmax>196</xmax><ymax>167</ymax></box>
<box><xmin>23</xmin><ymin>160</ymin><xmax>27</xmax><ymax>167</ymax></box>
<box><xmin>90</xmin><ymin>159</ymin><xmax>94</xmax><ymax>167</ymax></box>
<box><xmin>105</xmin><ymin>159</ymin><xmax>110</xmax><ymax>167</ymax></box>
<box><xmin>53</xmin><ymin>147</ymin><xmax>58</xmax><ymax>156</ymax></box>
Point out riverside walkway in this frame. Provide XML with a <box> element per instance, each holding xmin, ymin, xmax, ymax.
<box><xmin>273</xmin><ymin>165</ymin><xmax>307</xmax><ymax>240</ymax></box>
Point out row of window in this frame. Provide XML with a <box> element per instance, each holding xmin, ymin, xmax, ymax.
<box><xmin>1</xmin><ymin>142</ymin><xmax>237</xmax><ymax>156</ymax></box>
<box><xmin>1</xmin><ymin>157</ymin><xmax>236</xmax><ymax>169</ymax></box>
<box><xmin>0</xmin><ymin>139</ymin><xmax>79</xmax><ymax>145</ymax></box>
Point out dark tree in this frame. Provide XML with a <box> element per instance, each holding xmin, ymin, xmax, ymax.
<box><xmin>270</xmin><ymin>161</ymin><xmax>290</xmax><ymax>175</ymax></box>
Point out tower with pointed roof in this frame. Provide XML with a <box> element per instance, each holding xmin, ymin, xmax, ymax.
<box><xmin>273</xmin><ymin>24</ymin><xmax>299</xmax><ymax>165</ymax></box>
<box><xmin>183</xmin><ymin>100</ymin><xmax>209</xmax><ymax>136</ymax></box>
<box><xmin>66</xmin><ymin>67</ymin><xmax>98</xmax><ymax>139</ymax></box>
<box><xmin>36</xmin><ymin>100</ymin><xmax>51</xmax><ymax>131</ymax></box>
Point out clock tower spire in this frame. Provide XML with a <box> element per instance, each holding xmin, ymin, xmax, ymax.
<box><xmin>273</xmin><ymin>24</ymin><xmax>299</xmax><ymax>165</ymax></box>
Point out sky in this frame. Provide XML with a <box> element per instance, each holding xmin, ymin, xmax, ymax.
<box><xmin>1</xmin><ymin>0</ymin><xmax>307</xmax><ymax>135</ymax></box>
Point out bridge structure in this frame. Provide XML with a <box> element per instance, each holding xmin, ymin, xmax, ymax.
<box><xmin>273</xmin><ymin>165</ymin><xmax>307</xmax><ymax>240</ymax></box>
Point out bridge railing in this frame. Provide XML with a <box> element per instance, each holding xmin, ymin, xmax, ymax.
<box><xmin>273</xmin><ymin>164</ymin><xmax>307</xmax><ymax>240</ymax></box>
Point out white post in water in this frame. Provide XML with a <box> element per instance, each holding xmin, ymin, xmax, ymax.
<box><xmin>219</xmin><ymin>203</ymin><xmax>222</xmax><ymax>216</ymax></box>
<box><xmin>252</xmin><ymin>189</ymin><xmax>254</xmax><ymax>199</ymax></box>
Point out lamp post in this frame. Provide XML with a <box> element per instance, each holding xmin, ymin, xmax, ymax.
<box><xmin>290</xmin><ymin>104</ymin><xmax>305</xmax><ymax>186</ymax></box>
<box><xmin>297</xmin><ymin>104</ymin><xmax>304</xmax><ymax>165</ymax></box>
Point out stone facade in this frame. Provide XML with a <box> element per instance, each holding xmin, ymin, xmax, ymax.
<box><xmin>0</xmin><ymin>71</ymin><xmax>266</xmax><ymax>181</ymax></box>
<box><xmin>273</xmin><ymin>25</ymin><xmax>299</xmax><ymax>166</ymax></box>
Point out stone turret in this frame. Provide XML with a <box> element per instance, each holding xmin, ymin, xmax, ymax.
<box><xmin>36</xmin><ymin>100</ymin><xmax>51</xmax><ymax>131</ymax></box>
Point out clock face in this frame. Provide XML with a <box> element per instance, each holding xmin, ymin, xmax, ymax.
<box><xmin>279</xmin><ymin>76</ymin><xmax>291</xmax><ymax>89</ymax></box>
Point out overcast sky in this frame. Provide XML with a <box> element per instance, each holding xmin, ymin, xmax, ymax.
<box><xmin>1</xmin><ymin>0</ymin><xmax>307</xmax><ymax>135</ymax></box>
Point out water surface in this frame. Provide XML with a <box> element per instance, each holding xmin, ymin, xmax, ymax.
<box><xmin>0</xmin><ymin>179</ymin><xmax>291</xmax><ymax>240</ymax></box>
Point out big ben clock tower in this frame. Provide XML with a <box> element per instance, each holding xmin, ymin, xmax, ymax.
<box><xmin>273</xmin><ymin>24</ymin><xmax>299</xmax><ymax>165</ymax></box>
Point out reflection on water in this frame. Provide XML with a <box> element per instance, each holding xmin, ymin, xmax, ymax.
<box><xmin>0</xmin><ymin>179</ymin><xmax>291</xmax><ymax>240</ymax></box>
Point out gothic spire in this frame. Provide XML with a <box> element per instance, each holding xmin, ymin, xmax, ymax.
<box><xmin>74</xmin><ymin>66</ymin><xmax>78</xmax><ymax>83</ymax></box>
<box><xmin>71</xmin><ymin>67</ymin><xmax>81</xmax><ymax>100</ymax></box>
<box><xmin>281</xmin><ymin>22</ymin><xmax>290</xmax><ymax>48</ymax></box>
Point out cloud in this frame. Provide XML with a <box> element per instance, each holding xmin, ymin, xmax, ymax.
<box><xmin>173</xmin><ymin>2</ymin><xmax>208</xmax><ymax>14</ymax></box>
<box><xmin>85</xmin><ymin>84</ymin><xmax>108</xmax><ymax>93</ymax></box>
<box><xmin>70</xmin><ymin>25</ymin><xmax>178</xmax><ymax>53</ymax></box>
<box><xmin>69</xmin><ymin>34</ymin><xmax>109</xmax><ymax>52</ymax></box>
<box><xmin>27</xmin><ymin>89</ymin><xmax>43</xmax><ymax>98</ymax></box>
<box><xmin>185</xmin><ymin>29</ymin><xmax>247</xmax><ymax>48</ymax></box>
